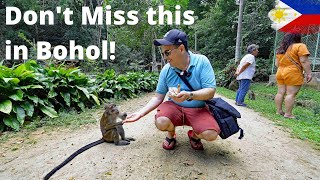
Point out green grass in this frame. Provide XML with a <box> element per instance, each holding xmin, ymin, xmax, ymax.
<box><xmin>217</xmin><ymin>83</ymin><xmax>320</xmax><ymax>148</ymax></box>
<box><xmin>26</xmin><ymin>109</ymin><xmax>98</xmax><ymax>130</ymax></box>
<box><xmin>0</xmin><ymin>107</ymin><xmax>99</xmax><ymax>144</ymax></box>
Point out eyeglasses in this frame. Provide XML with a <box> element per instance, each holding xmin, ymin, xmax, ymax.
<box><xmin>162</xmin><ymin>46</ymin><xmax>179</xmax><ymax>57</ymax></box>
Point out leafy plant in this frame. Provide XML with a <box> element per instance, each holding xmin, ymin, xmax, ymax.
<box><xmin>1</xmin><ymin>60</ymin><xmax>159</xmax><ymax>132</ymax></box>
<box><xmin>0</xmin><ymin>61</ymin><xmax>52</xmax><ymax>131</ymax></box>
<box><xmin>96</xmin><ymin>70</ymin><xmax>158</xmax><ymax>100</ymax></box>
<box><xmin>43</xmin><ymin>64</ymin><xmax>100</xmax><ymax>112</ymax></box>
<box><xmin>0</xmin><ymin>61</ymin><xmax>100</xmax><ymax>131</ymax></box>
<box><xmin>215</xmin><ymin>59</ymin><xmax>237</xmax><ymax>88</ymax></box>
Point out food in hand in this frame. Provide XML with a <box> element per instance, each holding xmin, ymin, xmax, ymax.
<box><xmin>169</xmin><ymin>87</ymin><xmax>178</xmax><ymax>96</ymax></box>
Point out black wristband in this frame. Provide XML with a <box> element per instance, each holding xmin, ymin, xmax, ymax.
<box><xmin>187</xmin><ymin>92</ymin><xmax>193</xmax><ymax>101</ymax></box>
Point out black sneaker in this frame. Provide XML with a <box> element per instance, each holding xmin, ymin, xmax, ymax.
<box><xmin>236</xmin><ymin>103</ymin><xmax>247</xmax><ymax>107</ymax></box>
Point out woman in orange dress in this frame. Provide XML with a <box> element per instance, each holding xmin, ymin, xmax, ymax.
<box><xmin>275</xmin><ymin>33</ymin><xmax>313</xmax><ymax>118</ymax></box>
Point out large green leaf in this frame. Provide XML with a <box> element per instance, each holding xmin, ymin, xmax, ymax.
<box><xmin>76</xmin><ymin>86</ymin><xmax>90</xmax><ymax>99</ymax></box>
<box><xmin>99</xmin><ymin>87</ymin><xmax>113</xmax><ymax>94</ymax></box>
<box><xmin>21</xmin><ymin>101</ymin><xmax>34</xmax><ymax>117</ymax></box>
<box><xmin>78</xmin><ymin>101</ymin><xmax>85</xmax><ymax>112</ymax></box>
<box><xmin>69</xmin><ymin>69</ymin><xmax>81</xmax><ymax>74</ymax></box>
<box><xmin>27</xmin><ymin>95</ymin><xmax>39</xmax><ymax>104</ymax></box>
<box><xmin>0</xmin><ymin>100</ymin><xmax>12</xmax><ymax>114</ymax></box>
<box><xmin>3</xmin><ymin>78</ymin><xmax>20</xmax><ymax>84</ymax></box>
<box><xmin>19</xmin><ymin>71</ymin><xmax>35</xmax><ymax>80</ymax></box>
<box><xmin>13</xmin><ymin>64</ymin><xmax>26</xmax><ymax>76</ymax></box>
<box><xmin>60</xmin><ymin>92</ymin><xmax>71</xmax><ymax>106</ymax></box>
<box><xmin>4</xmin><ymin>115</ymin><xmax>20</xmax><ymax>131</ymax></box>
<box><xmin>38</xmin><ymin>98</ymin><xmax>51</xmax><ymax>107</ymax></box>
<box><xmin>9</xmin><ymin>90</ymin><xmax>24</xmax><ymax>101</ymax></box>
<box><xmin>48</xmin><ymin>89</ymin><xmax>58</xmax><ymax>98</ymax></box>
<box><xmin>38</xmin><ymin>98</ymin><xmax>44</xmax><ymax>106</ymax></box>
<box><xmin>90</xmin><ymin>94</ymin><xmax>100</xmax><ymax>105</ymax></box>
<box><xmin>0</xmin><ymin>121</ymin><xmax>5</xmax><ymax>132</ymax></box>
<box><xmin>18</xmin><ymin>85</ymin><xmax>43</xmax><ymax>90</ymax></box>
<box><xmin>40</xmin><ymin>106</ymin><xmax>59</xmax><ymax>118</ymax></box>
<box><xmin>14</xmin><ymin>105</ymin><xmax>26</xmax><ymax>124</ymax></box>
<box><xmin>0</xmin><ymin>66</ymin><xmax>12</xmax><ymax>78</ymax></box>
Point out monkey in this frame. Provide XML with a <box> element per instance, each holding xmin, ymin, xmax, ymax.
<box><xmin>266</xmin><ymin>81</ymin><xmax>275</xmax><ymax>87</ymax></box>
<box><xmin>248</xmin><ymin>90</ymin><xmax>256</xmax><ymax>100</ymax></box>
<box><xmin>100</xmin><ymin>103</ymin><xmax>135</xmax><ymax>145</ymax></box>
<box><xmin>44</xmin><ymin>103</ymin><xmax>135</xmax><ymax>180</ymax></box>
<box><xmin>228</xmin><ymin>79</ymin><xmax>238</xmax><ymax>91</ymax></box>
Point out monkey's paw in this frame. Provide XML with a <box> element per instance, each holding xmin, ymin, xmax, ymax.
<box><xmin>124</xmin><ymin>137</ymin><xmax>135</xmax><ymax>141</ymax></box>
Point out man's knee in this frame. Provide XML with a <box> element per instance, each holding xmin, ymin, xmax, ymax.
<box><xmin>155</xmin><ymin>116</ymin><xmax>172</xmax><ymax>131</ymax></box>
<box><xmin>200</xmin><ymin>130</ymin><xmax>218</xmax><ymax>141</ymax></box>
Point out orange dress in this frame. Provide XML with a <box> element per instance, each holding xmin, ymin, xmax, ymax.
<box><xmin>276</xmin><ymin>43</ymin><xmax>310</xmax><ymax>86</ymax></box>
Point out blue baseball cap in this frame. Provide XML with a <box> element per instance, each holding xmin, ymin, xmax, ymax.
<box><xmin>154</xmin><ymin>29</ymin><xmax>188</xmax><ymax>46</ymax></box>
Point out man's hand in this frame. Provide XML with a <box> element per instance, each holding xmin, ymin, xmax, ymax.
<box><xmin>123</xmin><ymin>112</ymin><xmax>143</xmax><ymax>123</ymax></box>
<box><xmin>168</xmin><ymin>84</ymin><xmax>180</xmax><ymax>97</ymax></box>
<box><xmin>169</xmin><ymin>91</ymin><xmax>190</xmax><ymax>103</ymax></box>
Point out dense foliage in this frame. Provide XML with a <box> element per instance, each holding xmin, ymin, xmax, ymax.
<box><xmin>1</xmin><ymin>0</ymin><xmax>275</xmax><ymax>71</ymax></box>
<box><xmin>96</xmin><ymin>70</ymin><xmax>158</xmax><ymax>99</ymax></box>
<box><xmin>215</xmin><ymin>56</ymin><xmax>273</xmax><ymax>89</ymax></box>
<box><xmin>0</xmin><ymin>61</ymin><xmax>158</xmax><ymax>131</ymax></box>
<box><xmin>194</xmin><ymin>0</ymin><xmax>274</xmax><ymax>65</ymax></box>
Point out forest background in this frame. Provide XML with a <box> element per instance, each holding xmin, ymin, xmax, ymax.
<box><xmin>0</xmin><ymin>0</ymin><xmax>287</xmax><ymax>132</ymax></box>
<box><xmin>0</xmin><ymin>0</ymin><xmax>274</xmax><ymax>80</ymax></box>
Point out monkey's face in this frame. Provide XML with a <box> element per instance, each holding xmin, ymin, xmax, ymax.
<box><xmin>104</xmin><ymin>103</ymin><xmax>119</xmax><ymax>117</ymax></box>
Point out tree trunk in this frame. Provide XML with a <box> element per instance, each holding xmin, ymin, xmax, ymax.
<box><xmin>35</xmin><ymin>24</ymin><xmax>39</xmax><ymax>42</ymax></box>
<box><xmin>235</xmin><ymin>0</ymin><xmax>244</xmax><ymax>63</ymax></box>
<box><xmin>96</xmin><ymin>0</ymin><xmax>103</xmax><ymax>48</ymax></box>
<box><xmin>152</xmin><ymin>31</ymin><xmax>157</xmax><ymax>72</ymax></box>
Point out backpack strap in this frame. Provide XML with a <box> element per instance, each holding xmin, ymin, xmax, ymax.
<box><xmin>239</xmin><ymin>128</ymin><xmax>244</xmax><ymax>139</ymax></box>
<box><xmin>175</xmin><ymin>71</ymin><xmax>195</xmax><ymax>91</ymax></box>
<box><xmin>279</xmin><ymin>47</ymin><xmax>303</xmax><ymax>72</ymax></box>
<box><xmin>285</xmin><ymin>53</ymin><xmax>303</xmax><ymax>72</ymax></box>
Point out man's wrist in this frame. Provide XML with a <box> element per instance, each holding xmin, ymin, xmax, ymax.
<box><xmin>187</xmin><ymin>92</ymin><xmax>193</xmax><ymax>101</ymax></box>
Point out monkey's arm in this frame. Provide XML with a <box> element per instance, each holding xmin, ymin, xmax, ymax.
<box><xmin>116</xmin><ymin>125</ymin><xmax>135</xmax><ymax>141</ymax></box>
<box><xmin>103</xmin><ymin>121</ymin><xmax>123</xmax><ymax>132</ymax></box>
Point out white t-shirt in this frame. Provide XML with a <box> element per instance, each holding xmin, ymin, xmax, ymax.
<box><xmin>236</xmin><ymin>54</ymin><xmax>256</xmax><ymax>80</ymax></box>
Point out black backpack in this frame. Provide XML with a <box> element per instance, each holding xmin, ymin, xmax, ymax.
<box><xmin>206</xmin><ymin>98</ymin><xmax>244</xmax><ymax>139</ymax></box>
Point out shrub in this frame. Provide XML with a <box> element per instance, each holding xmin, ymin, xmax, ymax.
<box><xmin>0</xmin><ymin>61</ymin><xmax>99</xmax><ymax>131</ymax></box>
<box><xmin>1</xmin><ymin>61</ymin><xmax>159</xmax><ymax>132</ymax></box>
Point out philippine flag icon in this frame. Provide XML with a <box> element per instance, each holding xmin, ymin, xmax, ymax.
<box><xmin>268</xmin><ymin>0</ymin><xmax>320</xmax><ymax>34</ymax></box>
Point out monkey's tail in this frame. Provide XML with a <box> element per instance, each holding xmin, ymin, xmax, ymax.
<box><xmin>43</xmin><ymin>139</ymin><xmax>104</xmax><ymax>180</ymax></box>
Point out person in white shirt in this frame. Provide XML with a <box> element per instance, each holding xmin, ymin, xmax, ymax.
<box><xmin>235</xmin><ymin>44</ymin><xmax>259</xmax><ymax>106</ymax></box>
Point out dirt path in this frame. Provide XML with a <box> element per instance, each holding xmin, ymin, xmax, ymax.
<box><xmin>1</xmin><ymin>92</ymin><xmax>319</xmax><ymax>180</ymax></box>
